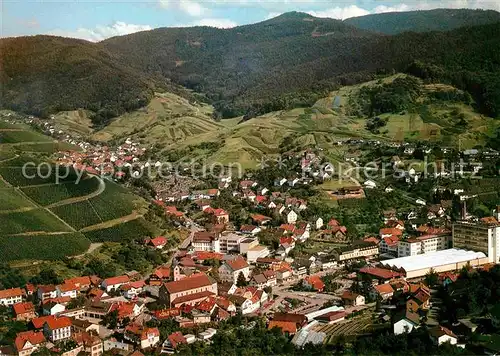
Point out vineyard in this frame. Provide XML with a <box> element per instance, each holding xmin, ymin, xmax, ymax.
<box><xmin>21</xmin><ymin>176</ymin><xmax>101</xmax><ymax>206</ymax></box>
<box><xmin>50</xmin><ymin>200</ymin><xmax>104</xmax><ymax>230</ymax></box>
<box><xmin>0</xmin><ymin>233</ymin><xmax>91</xmax><ymax>261</ymax></box>
<box><xmin>0</xmin><ymin>209</ymin><xmax>72</xmax><ymax>235</ymax></box>
<box><xmin>0</xmin><ymin>130</ymin><xmax>53</xmax><ymax>143</ymax></box>
<box><xmin>50</xmin><ymin>180</ymin><xmax>145</xmax><ymax>230</ymax></box>
<box><xmin>317</xmin><ymin>314</ymin><xmax>373</xmax><ymax>343</ymax></box>
<box><xmin>0</xmin><ymin>188</ymin><xmax>36</xmax><ymax>211</ymax></box>
<box><xmin>84</xmin><ymin>218</ymin><xmax>157</xmax><ymax>242</ymax></box>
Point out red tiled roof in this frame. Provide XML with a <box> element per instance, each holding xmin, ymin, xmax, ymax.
<box><xmin>193</xmin><ymin>251</ymin><xmax>224</xmax><ymax>261</ymax></box>
<box><xmin>64</xmin><ymin>276</ymin><xmax>91</xmax><ymax>288</ymax></box>
<box><xmin>103</xmin><ymin>275</ymin><xmax>129</xmax><ymax>286</ymax></box>
<box><xmin>429</xmin><ymin>325</ymin><xmax>457</xmax><ymax>339</ymax></box>
<box><xmin>45</xmin><ymin>317</ymin><xmax>72</xmax><ymax>330</ymax></box>
<box><xmin>31</xmin><ymin>315</ymin><xmax>55</xmax><ymax>329</ymax></box>
<box><xmin>305</xmin><ymin>275</ymin><xmax>324</xmax><ymax>291</ymax></box>
<box><xmin>108</xmin><ymin>302</ymin><xmax>136</xmax><ymax>319</ymax></box>
<box><xmin>13</xmin><ymin>302</ymin><xmax>35</xmax><ymax>316</ymax></box>
<box><xmin>341</xmin><ymin>291</ymin><xmax>361</xmax><ymax>300</ymax></box>
<box><xmin>255</xmin><ymin>195</ymin><xmax>267</xmax><ymax>203</ymax></box>
<box><xmin>268</xmin><ymin>320</ymin><xmax>297</xmax><ymax>334</ymax></box>
<box><xmin>225</xmin><ymin>256</ymin><xmax>249</xmax><ymax>271</ymax></box>
<box><xmin>328</xmin><ymin>219</ymin><xmax>340</xmax><ymax>227</ymax></box>
<box><xmin>164</xmin><ymin>273</ymin><xmax>214</xmax><ymax>294</ymax></box>
<box><xmin>280</xmin><ymin>224</ymin><xmax>295</xmax><ymax>233</ymax></box>
<box><xmin>152</xmin><ymin>266</ymin><xmax>171</xmax><ymax>279</ymax></box>
<box><xmin>481</xmin><ymin>216</ymin><xmax>499</xmax><ymax>224</ymax></box>
<box><xmin>0</xmin><ymin>287</ymin><xmax>23</xmax><ymax>299</ymax></box>
<box><xmin>15</xmin><ymin>331</ymin><xmax>45</xmax><ymax>352</ymax></box>
<box><xmin>363</xmin><ymin>237</ymin><xmax>380</xmax><ymax>245</ymax></box>
<box><xmin>152</xmin><ymin>308</ymin><xmax>180</xmax><ymax>320</ymax></box>
<box><xmin>195</xmin><ymin>297</ymin><xmax>217</xmax><ymax>313</ymax></box>
<box><xmin>315</xmin><ymin>311</ymin><xmax>346</xmax><ymax>322</ymax></box>
<box><xmin>280</xmin><ymin>236</ymin><xmax>295</xmax><ymax>246</ymax></box>
<box><xmin>250</xmin><ymin>214</ymin><xmax>271</xmax><ymax>223</ymax></box>
<box><xmin>359</xmin><ymin>267</ymin><xmax>402</xmax><ymax>280</ymax></box>
<box><xmin>168</xmin><ymin>332</ymin><xmax>186</xmax><ymax>349</ymax></box>
<box><xmin>240</xmin><ymin>224</ymin><xmax>258</xmax><ymax>233</ymax></box>
<box><xmin>150</xmin><ymin>236</ymin><xmax>167</xmax><ymax>247</ymax></box>
<box><xmin>382</xmin><ymin>236</ymin><xmax>400</xmax><ymax>246</ymax></box>
<box><xmin>379</xmin><ymin>228</ymin><xmax>403</xmax><ymax>237</ymax></box>
<box><xmin>193</xmin><ymin>231</ymin><xmax>216</xmax><ymax>242</ymax></box>
<box><xmin>374</xmin><ymin>283</ymin><xmax>394</xmax><ymax>295</ymax></box>
<box><xmin>57</xmin><ymin>283</ymin><xmax>77</xmax><ymax>292</ymax></box>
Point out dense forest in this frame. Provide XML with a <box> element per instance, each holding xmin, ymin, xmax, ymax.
<box><xmin>1</xmin><ymin>11</ymin><xmax>500</xmax><ymax>124</ymax></box>
<box><xmin>344</xmin><ymin>8</ymin><xmax>500</xmax><ymax>34</ymax></box>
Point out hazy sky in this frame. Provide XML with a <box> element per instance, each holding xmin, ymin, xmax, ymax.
<box><xmin>2</xmin><ymin>0</ymin><xmax>500</xmax><ymax>41</ymax></box>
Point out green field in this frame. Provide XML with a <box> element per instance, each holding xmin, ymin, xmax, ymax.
<box><xmin>0</xmin><ymin>209</ymin><xmax>72</xmax><ymax>235</ymax></box>
<box><xmin>84</xmin><ymin>218</ymin><xmax>156</xmax><ymax>242</ymax></box>
<box><xmin>0</xmin><ymin>233</ymin><xmax>90</xmax><ymax>261</ymax></box>
<box><xmin>21</xmin><ymin>177</ymin><xmax>101</xmax><ymax>206</ymax></box>
<box><xmin>50</xmin><ymin>200</ymin><xmax>103</xmax><ymax>230</ymax></box>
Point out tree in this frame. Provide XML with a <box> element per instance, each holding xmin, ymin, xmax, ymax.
<box><xmin>236</xmin><ymin>272</ymin><xmax>248</xmax><ymax>287</ymax></box>
<box><xmin>425</xmin><ymin>268</ymin><xmax>439</xmax><ymax>287</ymax></box>
<box><xmin>101</xmin><ymin>309</ymin><xmax>119</xmax><ymax>329</ymax></box>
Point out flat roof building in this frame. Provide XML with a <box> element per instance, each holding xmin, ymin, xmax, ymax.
<box><xmin>380</xmin><ymin>248</ymin><xmax>488</xmax><ymax>279</ymax></box>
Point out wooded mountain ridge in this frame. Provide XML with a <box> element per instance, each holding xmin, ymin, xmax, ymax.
<box><xmin>1</xmin><ymin>10</ymin><xmax>500</xmax><ymax>124</ymax></box>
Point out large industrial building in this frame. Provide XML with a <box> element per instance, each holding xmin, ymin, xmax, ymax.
<box><xmin>380</xmin><ymin>249</ymin><xmax>488</xmax><ymax>279</ymax></box>
<box><xmin>452</xmin><ymin>209</ymin><xmax>500</xmax><ymax>263</ymax></box>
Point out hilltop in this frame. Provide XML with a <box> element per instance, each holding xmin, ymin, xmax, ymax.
<box><xmin>1</xmin><ymin>12</ymin><xmax>500</xmax><ymax>123</ymax></box>
<box><xmin>344</xmin><ymin>8</ymin><xmax>500</xmax><ymax>34</ymax></box>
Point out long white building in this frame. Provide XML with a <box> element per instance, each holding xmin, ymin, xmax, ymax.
<box><xmin>381</xmin><ymin>248</ymin><xmax>488</xmax><ymax>278</ymax></box>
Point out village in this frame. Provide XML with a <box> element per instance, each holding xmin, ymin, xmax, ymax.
<box><xmin>2</xmin><ymin>114</ymin><xmax>500</xmax><ymax>354</ymax></box>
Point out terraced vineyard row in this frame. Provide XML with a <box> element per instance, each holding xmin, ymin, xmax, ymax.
<box><xmin>83</xmin><ymin>218</ymin><xmax>156</xmax><ymax>242</ymax></box>
<box><xmin>0</xmin><ymin>208</ymin><xmax>73</xmax><ymax>235</ymax></box>
<box><xmin>0</xmin><ymin>232</ymin><xmax>90</xmax><ymax>261</ymax></box>
<box><xmin>21</xmin><ymin>176</ymin><xmax>101</xmax><ymax>206</ymax></box>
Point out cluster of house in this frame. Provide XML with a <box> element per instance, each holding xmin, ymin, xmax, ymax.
<box><xmin>56</xmin><ymin>138</ymin><xmax>147</xmax><ymax>179</ymax></box>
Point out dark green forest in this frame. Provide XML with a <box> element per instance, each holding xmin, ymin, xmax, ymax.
<box><xmin>1</xmin><ymin>11</ymin><xmax>500</xmax><ymax>124</ymax></box>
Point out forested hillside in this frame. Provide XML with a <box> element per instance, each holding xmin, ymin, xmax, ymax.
<box><xmin>1</xmin><ymin>12</ymin><xmax>500</xmax><ymax>123</ymax></box>
<box><xmin>344</xmin><ymin>8</ymin><xmax>500</xmax><ymax>34</ymax></box>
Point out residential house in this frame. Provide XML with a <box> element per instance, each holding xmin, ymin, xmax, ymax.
<box><xmin>239</xmin><ymin>225</ymin><xmax>261</xmax><ymax>235</ymax></box>
<box><xmin>64</xmin><ymin>276</ymin><xmax>92</xmax><ymax>292</ymax></box>
<box><xmin>246</xmin><ymin>245</ymin><xmax>270</xmax><ymax>263</ymax></box>
<box><xmin>429</xmin><ymin>326</ymin><xmax>458</xmax><ymax>346</ymax></box>
<box><xmin>303</xmin><ymin>276</ymin><xmax>325</xmax><ymax>292</ymax></box>
<box><xmin>393</xmin><ymin>310</ymin><xmax>420</xmax><ymax>335</ymax></box>
<box><xmin>315</xmin><ymin>311</ymin><xmax>346</xmax><ymax>324</ymax></box>
<box><xmin>314</xmin><ymin>217</ymin><xmax>324</xmax><ymax>230</ymax></box>
<box><xmin>43</xmin><ymin>317</ymin><xmax>72</xmax><ymax>342</ymax></box>
<box><xmin>149</xmin><ymin>266</ymin><xmax>172</xmax><ymax>286</ymax></box>
<box><xmin>341</xmin><ymin>291</ymin><xmax>365</xmax><ymax>306</ymax></box>
<box><xmin>228</xmin><ymin>295</ymin><xmax>259</xmax><ymax>315</ymax></box>
<box><xmin>14</xmin><ymin>331</ymin><xmax>45</xmax><ymax>356</ymax></box>
<box><xmin>125</xmin><ymin>324</ymin><xmax>161</xmax><ymax>350</ymax></box>
<box><xmin>159</xmin><ymin>273</ymin><xmax>218</xmax><ymax>307</ymax></box>
<box><xmin>148</xmin><ymin>236</ymin><xmax>167</xmax><ymax>249</ymax></box>
<box><xmin>219</xmin><ymin>257</ymin><xmax>250</xmax><ymax>284</ymax></box>
<box><xmin>379</xmin><ymin>236</ymin><xmax>400</xmax><ymax>256</ymax></box>
<box><xmin>101</xmin><ymin>275</ymin><xmax>130</xmax><ymax>292</ymax></box>
<box><xmin>42</xmin><ymin>300</ymin><xmax>66</xmax><ymax>315</ymax></box>
<box><xmin>270</xmin><ymin>313</ymin><xmax>308</xmax><ymax>334</ymax></box>
<box><xmin>37</xmin><ymin>285</ymin><xmax>57</xmax><ymax>302</ymax></box>
<box><xmin>13</xmin><ymin>302</ymin><xmax>36</xmax><ymax>321</ymax></box>
<box><xmin>192</xmin><ymin>231</ymin><xmax>220</xmax><ymax>253</ymax></box>
<box><xmin>72</xmin><ymin>331</ymin><xmax>103</xmax><ymax>356</ymax></box>
<box><xmin>121</xmin><ymin>280</ymin><xmax>146</xmax><ymax>299</ymax></box>
<box><xmin>285</xmin><ymin>209</ymin><xmax>298</xmax><ymax>224</ymax></box>
<box><xmin>56</xmin><ymin>283</ymin><xmax>78</xmax><ymax>299</ymax></box>
<box><xmin>374</xmin><ymin>284</ymin><xmax>394</xmax><ymax>300</ymax></box>
<box><xmin>0</xmin><ymin>287</ymin><xmax>22</xmax><ymax>306</ymax></box>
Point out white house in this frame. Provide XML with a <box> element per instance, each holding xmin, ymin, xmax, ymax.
<box><xmin>56</xmin><ymin>284</ymin><xmax>78</xmax><ymax>299</ymax></box>
<box><xmin>42</xmin><ymin>302</ymin><xmax>66</xmax><ymax>316</ymax></box>
<box><xmin>364</xmin><ymin>180</ymin><xmax>377</xmax><ymax>189</ymax></box>
<box><xmin>429</xmin><ymin>326</ymin><xmax>458</xmax><ymax>346</ymax></box>
<box><xmin>140</xmin><ymin>328</ymin><xmax>161</xmax><ymax>349</ymax></box>
<box><xmin>101</xmin><ymin>275</ymin><xmax>130</xmax><ymax>292</ymax></box>
<box><xmin>43</xmin><ymin>317</ymin><xmax>72</xmax><ymax>342</ymax></box>
<box><xmin>286</xmin><ymin>210</ymin><xmax>298</xmax><ymax>224</ymax></box>
<box><xmin>315</xmin><ymin>217</ymin><xmax>324</xmax><ymax>230</ymax></box>
<box><xmin>0</xmin><ymin>288</ymin><xmax>23</xmax><ymax>306</ymax></box>
<box><xmin>393</xmin><ymin>311</ymin><xmax>419</xmax><ymax>335</ymax></box>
